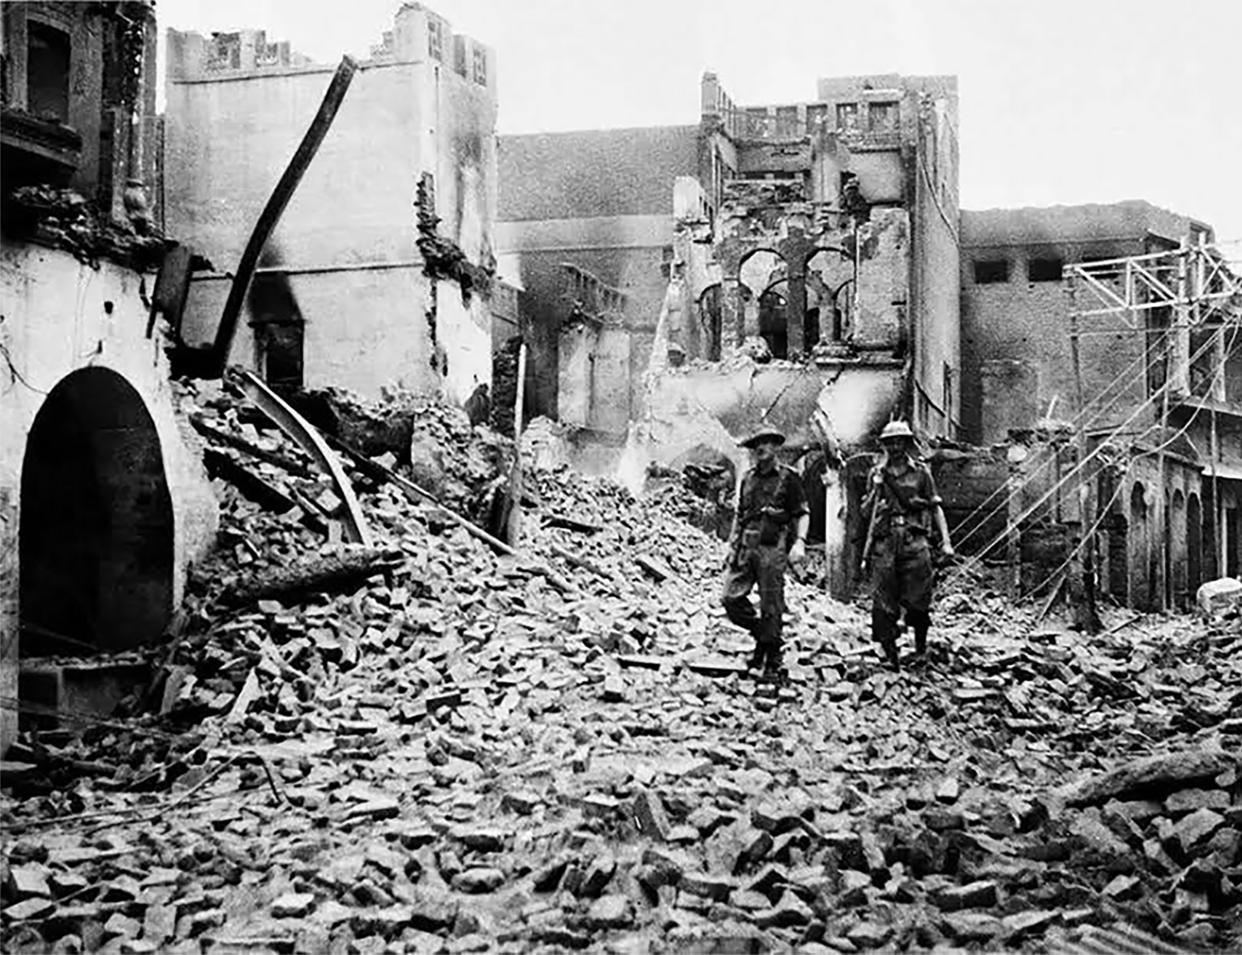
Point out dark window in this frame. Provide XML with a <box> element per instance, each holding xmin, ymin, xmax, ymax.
<box><xmin>836</xmin><ymin>103</ymin><xmax>859</xmax><ymax>130</ymax></box>
<box><xmin>27</xmin><ymin>21</ymin><xmax>71</xmax><ymax>123</ymax></box>
<box><xmin>1027</xmin><ymin>258</ymin><xmax>1064</xmax><ymax>282</ymax></box>
<box><xmin>867</xmin><ymin>101</ymin><xmax>899</xmax><ymax>132</ymax></box>
<box><xmin>427</xmin><ymin>20</ymin><xmax>443</xmax><ymax>60</ymax></box>
<box><xmin>973</xmin><ymin>260</ymin><xmax>1009</xmax><ymax>284</ymax></box>
<box><xmin>471</xmin><ymin>47</ymin><xmax>487</xmax><ymax>86</ymax></box>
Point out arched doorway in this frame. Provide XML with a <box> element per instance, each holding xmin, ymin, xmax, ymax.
<box><xmin>1128</xmin><ymin>482</ymin><xmax>1149</xmax><ymax>610</ymax></box>
<box><xmin>20</xmin><ymin>368</ymin><xmax>174</xmax><ymax>657</ymax></box>
<box><xmin>1170</xmin><ymin>490</ymin><xmax>1187</xmax><ymax>609</ymax></box>
<box><xmin>697</xmin><ymin>284</ymin><xmax>722</xmax><ymax>361</ymax></box>
<box><xmin>739</xmin><ymin>249</ymin><xmax>786</xmax><ymax>356</ymax></box>
<box><xmin>1188</xmin><ymin>493</ymin><xmax>1203</xmax><ymax>596</ymax></box>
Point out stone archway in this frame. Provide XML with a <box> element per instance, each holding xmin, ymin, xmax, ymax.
<box><xmin>1128</xmin><ymin>482</ymin><xmax>1149</xmax><ymax>610</ymax></box>
<box><xmin>1170</xmin><ymin>490</ymin><xmax>1187</xmax><ymax>609</ymax></box>
<box><xmin>20</xmin><ymin>367</ymin><xmax>174</xmax><ymax>657</ymax></box>
<box><xmin>1187</xmin><ymin>493</ymin><xmax>1203</xmax><ymax>595</ymax></box>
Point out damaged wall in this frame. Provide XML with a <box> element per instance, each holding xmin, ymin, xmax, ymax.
<box><xmin>165</xmin><ymin>3</ymin><xmax>497</xmax><ymax>402</ymax></box>
<box><xmin>959</xmin><ymin>201</ymin><xmax>1202</xmax><ymax>445</ymax></box>
<box><xmin>0</xmin><ymin>242</ymin><xmax>218</xmax><ymax>752</ymax></box>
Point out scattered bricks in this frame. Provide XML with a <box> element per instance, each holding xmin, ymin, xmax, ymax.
<box><xmin>729</xmin><ymin>889</ymin><xmax>771</xmax><ymax>911</ymax></box>
<box><xmin>501</xmin><ymin>791</ymin><xmax>540</xmax><ymax>815</ymax></box>
<box><xmin>839</xmin><ymin>870</ymin><xmax>873</xmax><ymax>907</ymax></box>
<box><xmin>1002</xmin><ymin>910</ymin><xmax>1059</xmax><ymax>938</ymax></box>
<box><xmin>1071</xmin><ymin>809</ymin><xmax>1130</xmax><ymax>858</ymax></box>
<box><xmin>687</xmin><ymin>805</ymin><xmax>733</xmax><ymax>836</ymax></box>
<box><xmin>7</xmin><ymin>863</ymin><xmax>51</xmax><ymax>899</ymax></box>
<box><xmin>752</xmin><ymin>803</ymin><xmax>802</xmax><ymax>834</ymax></box>
<box><xmin>5</xmin><ymin>897</ymin><xmax>56</xmax><ymax>921</ymax></box>
<box><xmin>1165</xmin><ymin>789</ymin><xmax>1231</xmax><ymax>816</ymax></box>
<box><xmin>668</xmin><ymin>825</ymin><xmax>699</xmax><ymax>844</ymax></box>
<box><xmin>347</xmin><ymin>797</ymin><xmax>401</xmax><ymax>821</ymax></box>
<box><xmin>581</xmin><ymin>794</ymin><xmax>621</xmax><ymax>819</ymax></box>
<box><xmin>143</xmin><ymin>905</ymin><xmax>176</xmax><ymax>946</ymax></box>
<box><xmin>933</xmin><ymin>880</ymin><xmax>998</xmax><ymax>912</ymax></box>
<box><xmin>679</xmin><ymin>872</ymin><xmax>735</xmax><ymax>901</ymax></box>
<box><xmin>936</xmin><ymin>777</ymin><xmax>961</xmax><ymax>805</ymax></box>
<box><xmin>601</xmin><ymin>674</ymin><xmax>628</xmax><ymax>703</ymax></box>
<box><xmin>743</xmin><ymin>864</ymin><xmax>786</xmax><ymax>900</ymax></box>
<box><xmin>753</xmin><ymin>891</ymin><xmax>813</xmax><ymax>928</ymax></box>
<box><xmin>1102</xmin><ymin>874</ymin><xmax>1141</xmax><ymax>900</ymax></box>
<box><xmin>1103</xmin><ymin>799</ymin><xmax>1164</xmax><ymax>824</ymax></box>
<box><xmin>584</xmin><ymin>894</ymin><xmax>633</xmax><ymax>930</ymax></box>
<box><xmin>923</xmin><ymin>809</ymin><xmax>966</xmax><ymax>832</ymax></box>
<box><xmin>1204</xmin><ymin>827</ymin><xmax>1240</xmax><ymax>864</ymax></box>
<box><xmin>101</xmin><ymin>875</ymin><xmax>143</xmax><ymax>902</ymax></box>
<box><xmin>408</xmin><ymin>889</ymin><xmax>459</xmax><ymax>931</ymax></box>
<box><xmin>272</xmin><ymin>893</ymin><xmax>317</xmax><ymax>918</ymax></box>
<box><xmin>451</xmin><ymin>826</ymin><xmax>507</xmax><ymax>852</ymax></box>
<box><xmin>641</xmin><ymin>847</ymin><xmax>687</xmax><ymax>888</ymax></box>
<box><xmin>1174</xmin><ymin>808</ymin><xmax>1226</xmax><ymax>853</ymax></box>
<box><xmin>632</xmin><ymin>788</ymin><xmax>672</xmax><ymax>841</ymax></box>
<box><xmin>103</xmin><ymin>913</ymin><xmax>143</xmax><ymax>939</ymax></box>
<box><xmin>49</xmin><ymin>872</ymin><xmax>89</xmax><ymax>898</ymax></box>
<box><xmin>354</xmin><ymin>904</ymin><xmax>415</xmax><ymax>939</ymax></box>
<box><xmin>453</xmin><ymin>867</ymin><xmax>505</xmax><ymax>894</ymax></box>
<box><xmin>580</xmin><ymin>853</ymin><xmax>617</xmax><ymax>897</ymax></box>
<box><xmin>533</xmin><ymin>857</ymin><xmax>571</xmax><ymax>893</ymax></box>
<box><xmin>846</xmin><ymin>921</ymin><xmax>895</xmax><ymax>949</ymax></box>
<box><xmin>822</xmin><ymin>831</ymin><xmax>866</xmax><ymax>871</ymax></box>
<box><xmin>735</xmin><ymin>829</ymin><xmax>774</xmax><ymax>872</ymax></box>
<box><xmin>1061</xmin><ymin>907</ymin><xmax>1096</xmax><ymax>927</ymax></box>
<box><xmin>942</xmin><ymin>912</ymin><xmax>1004</xmax><ymax>943</ymax></box>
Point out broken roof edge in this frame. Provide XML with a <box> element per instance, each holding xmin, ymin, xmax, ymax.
<box><xmin>961</xmin><ymin>199</ymin><xmax>1215</xmax><ymax>248</ymax></box>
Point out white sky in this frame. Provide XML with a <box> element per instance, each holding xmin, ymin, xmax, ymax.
<box><xmin>157</xmin><ymin>0</ymin><xmax>1242</xmax><ymax>243</ymax></box>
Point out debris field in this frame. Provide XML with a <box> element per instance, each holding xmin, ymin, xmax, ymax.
<box><xmin>2</xmin><ymin>383</ymin><xmax>1241</xmax><ymax>954</ymax></box>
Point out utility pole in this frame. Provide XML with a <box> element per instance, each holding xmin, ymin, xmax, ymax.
<box><xmin>1067</xmin><ymin>279</ymin><xmax>1101</xmax><ymax>633</ymax></box>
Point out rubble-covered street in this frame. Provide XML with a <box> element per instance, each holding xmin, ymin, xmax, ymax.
<box><xmin>3</xmin><ymin>389</ymin><xmax>1240</xmax><ymax>954</ymax></box>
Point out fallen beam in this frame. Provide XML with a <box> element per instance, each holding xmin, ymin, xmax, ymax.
<box><xmin>228</xmin><ymin>368</ymin><xmax>372</xmax><ymax>547</ymax></box>
<box><xmin>220</xmin><ymin>547</ymin><xmax>404</xmax><ymax>608</ymax></box>
<box><xmin>325</xmin><ymin>435</ymin><xmax>577</xmax><ymax>595</ymax></box>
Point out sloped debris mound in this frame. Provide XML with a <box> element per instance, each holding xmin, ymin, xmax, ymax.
<box><xmin>2</xmin><ymin>381</ymin><xmax>1241</xmax><ymax>953</ymax></box>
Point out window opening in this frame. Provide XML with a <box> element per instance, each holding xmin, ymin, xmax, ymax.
<box><xmin>973</xmin><ymin>260</ymin><xmax>1009</xmax><ymax>284</ymax></box>
<box><xmin>27</xmin><ymin>20</ymin><xmax>71</xmax><ymax>123</ymax></box>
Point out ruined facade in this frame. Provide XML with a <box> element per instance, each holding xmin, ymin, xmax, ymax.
<box><xmin>164</xmin><ymin>3</ymin><xmax>498</xmax><ymax>403</ymax></box>
<box><xmin>954</xmin><ymin>202</ymin><xmax>1242</xmax><ymax>609</ymax></box>
<box><xmin>1</xmin><ymin>2</ymin><xmax>217</xmax><ymax>752</ymax></box>
<box><xmin>500</xmin><ymin>73</ymin><xmax>961</xmax><ymax>593</ymax></box>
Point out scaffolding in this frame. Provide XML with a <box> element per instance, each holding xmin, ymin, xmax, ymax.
<box><xmin>1064</xmin><ymin>237</ymin><xmax>1242</xmax><ymax>610</ymax></box>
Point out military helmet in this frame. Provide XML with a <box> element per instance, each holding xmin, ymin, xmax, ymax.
<box><xmin>739</xmin><ymin>428</ymin><xmax>786</xmax><ymax>449</ymax></box>
<box><xmin>878</xmin><ymin>420</ymin><xmax>915</xmax><ymax>442</ymax></box>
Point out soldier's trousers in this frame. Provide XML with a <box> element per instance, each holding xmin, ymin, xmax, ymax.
<box><xmin>870</xmin><ymin>530</ymin><xmax>934</xmax><ymax>649</ymax></box>
<box><xmin>722</xmin><ymin>539</ymin><xmax>786</xmax><ymax>648</ymax></box>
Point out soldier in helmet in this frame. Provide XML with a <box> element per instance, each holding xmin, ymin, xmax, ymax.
<box><xmin>861</xmin><ymin>421</ymin><xmax>954</xmax><ymax>670</ymax></box>
<box><xmin>722</xmin><ymin>428</ymin><xmax>810</xmax><ymax>680</ymax></box>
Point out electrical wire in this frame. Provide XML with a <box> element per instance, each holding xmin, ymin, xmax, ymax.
<box><xmin>951</xmin><ymin>322</ymin><xmax>1177</xmax><ymax>552</ymax></box>
<box><xmin>941</xmin><ymin>328</ymin><xmax>1230</xmax><ymax>590</ymax></box>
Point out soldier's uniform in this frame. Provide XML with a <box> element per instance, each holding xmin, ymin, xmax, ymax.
<box><xmin>866</xmin><ymin>452</ymin><xmax>943</xmax><ymax>668</ymax></box>
<box><xmin>722</xmin><ymin>453</ymin><xmax>809</xmax><ymax>673</ymax></box>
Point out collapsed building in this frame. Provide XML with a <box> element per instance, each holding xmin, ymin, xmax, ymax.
<box><xmin>498</xmin><ymin>74</ymin><xmax>1242</xmax><ymax>605</ymax></box>
<box><xmin>164</xmin><ymin>3</ymin><xmax>502</xmax><ymax>405</ymax></box>
<box><xmin>0</xmin><ymin>1</ymin><xmax>218</xmax><ymax>753</ymax></box>
<box><xmin>499</xmin><ymin>73</ymin><xmax>963</xmax><ymax>592</ymax></box>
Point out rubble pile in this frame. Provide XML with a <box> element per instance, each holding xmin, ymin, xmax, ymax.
<box><xmin>2</xmin><ymin>185</ymin><xmax>170</xmax><ymax>271</ymax></box>
<box><xmin>2</xmin><ymin>383</ymin><xmax>1241</xmax><ymax>954</ymax></box>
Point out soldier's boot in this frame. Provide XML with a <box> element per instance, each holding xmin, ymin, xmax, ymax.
<box><xmin>872</xmin><ymin>607</ymin><xmax>901</xmax><ymax>672</ymax></box>
<box><xmin>761</xmin><ymin>645</ymin><xmax>787</xmax><ymax>685</ymax></box>
<box><xmin>909</xmin><ymin>610</ymin><xmax>930</xmax><ymax>659</ymax></box>
<box><xmin>748</xmin><ymin>643</ymin><xmax>768</xmax><ymax>672</ymax></box>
